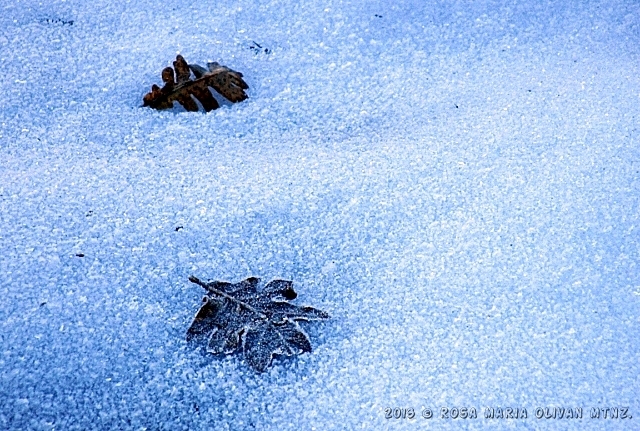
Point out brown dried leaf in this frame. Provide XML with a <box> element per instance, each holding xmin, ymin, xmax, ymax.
<box><xmin>143</xmin><ymin>55</ymin><xmax>248</xmax><ymax>112</ymax></box>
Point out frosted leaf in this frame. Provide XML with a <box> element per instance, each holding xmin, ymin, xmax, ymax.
<box><xmin>186</xmin><ymin>276</ymin><xmax>329</xmax><ymax>372</ymax></box>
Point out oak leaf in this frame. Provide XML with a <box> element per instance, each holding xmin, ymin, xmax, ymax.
<box><xmin>187</xmin><ymin>276</ymin><xmax>329</xmax><ymax>372</ymax></box>
<box><xmin>143</xmin><ymin>55</ymin><xmax>248</xmax><ymax>112</ymax></box>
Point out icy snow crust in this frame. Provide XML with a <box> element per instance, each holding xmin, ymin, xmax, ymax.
<box><xmin>1</xmin><ymin>0</ymin><xmax>639</xmax><ymax>429</ymax></box>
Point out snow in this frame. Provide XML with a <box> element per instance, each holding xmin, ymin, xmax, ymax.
<box><xmin>1</xmin><ymin>0</ymin><xmax>639</xmax><ymax>429</ymax></box>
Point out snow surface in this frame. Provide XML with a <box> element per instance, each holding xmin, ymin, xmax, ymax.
<box><xmin>1</xmin><ymin>0</ymin><xmax>639</xmax><ymax>429</ymax></box>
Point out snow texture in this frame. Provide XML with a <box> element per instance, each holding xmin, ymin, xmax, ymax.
<box><xmin>1</xmin><ymin>0</ymin><xmax>639</xmax><ymax>429</ymax></box>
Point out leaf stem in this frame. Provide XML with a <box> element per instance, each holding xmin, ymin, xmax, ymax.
<box><xmin>188</xmin><ymin>276</ymin><xmax>268</xmax><ymax>320</ymax></box>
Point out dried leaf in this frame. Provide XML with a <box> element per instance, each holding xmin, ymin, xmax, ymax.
<box><xmin>186</xmin><ymin>276</ymin><xmax>329</xmax><ymax>372</ymax></box>
<box><xmin>143</xmin><ymin>55</ymin><xmax>248</xmax><ymax>112</ymax></box>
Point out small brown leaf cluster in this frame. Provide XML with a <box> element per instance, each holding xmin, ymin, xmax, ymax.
<box><xmin>143</xmin><ymin>55</ymin><xmax>248</xmax><ymax>112</ymax></box>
